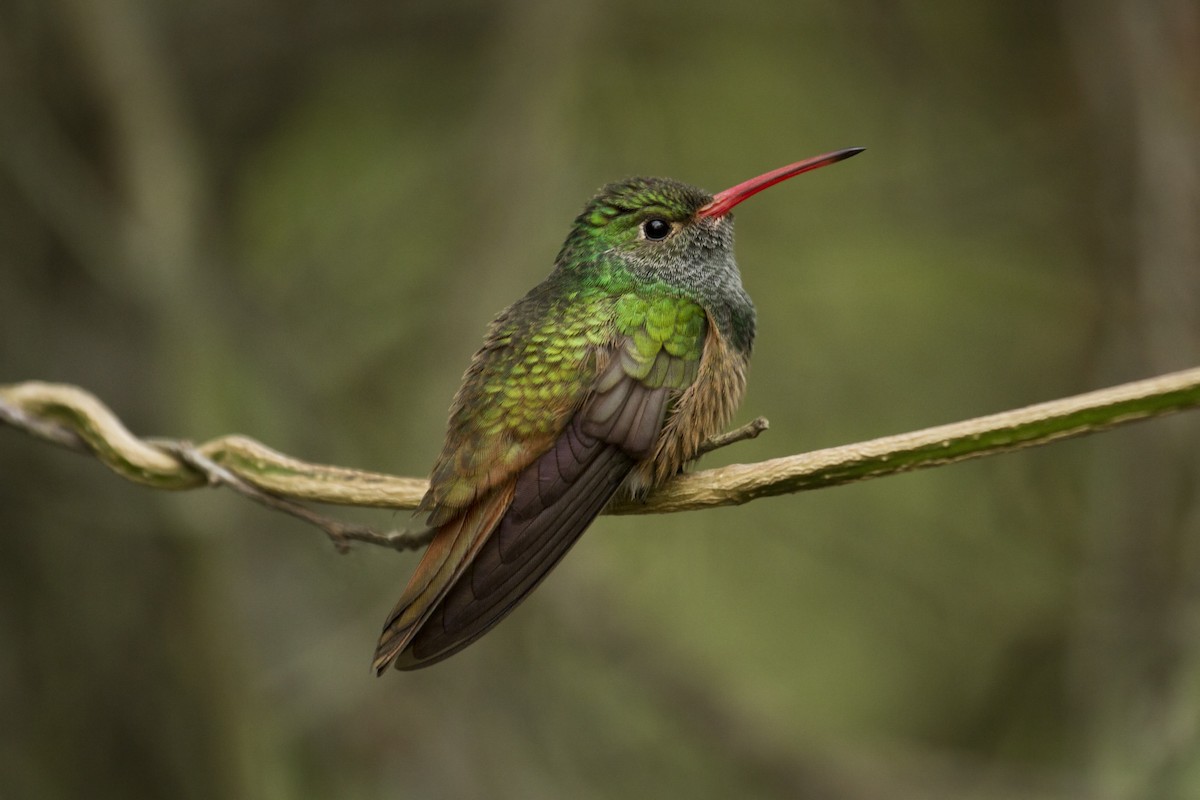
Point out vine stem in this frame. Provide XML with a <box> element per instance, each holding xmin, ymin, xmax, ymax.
<box><xmin>2</xmin><ymin>366</ymin><xmax>1199</xmax><ymax>546</ymax></box>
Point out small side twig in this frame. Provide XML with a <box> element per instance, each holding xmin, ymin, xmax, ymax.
<box><xmin>155</xmin><ymin>440</ymin><xmax>434</xmax><ymax>554</ymax></box>
<box><xmin>695</xmin><ymin>416</ymin><xmax>769</xmax><ymax>457</ymax></box>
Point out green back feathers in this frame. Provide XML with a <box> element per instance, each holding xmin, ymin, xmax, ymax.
<box><xmin>424</xmin><ymin>273</ymin><xmax>707</xmax><ymax>518</ymax></box>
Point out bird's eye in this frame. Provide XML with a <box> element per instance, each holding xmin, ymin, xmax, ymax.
<box><xmin>641</xmin><ymin>218</ymin><xmax>672</xmax><ymax>241</ymax></box>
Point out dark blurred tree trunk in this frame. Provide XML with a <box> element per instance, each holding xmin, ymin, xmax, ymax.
<box><xmin>1063</xmin><ymin>0</ymin><xmax>1200</xmax><ymax>796</ymax></box>
<box><xmin>0</xmin><ymin>0</ymin><xmax>250</xmax><ymax>796</ymax></box>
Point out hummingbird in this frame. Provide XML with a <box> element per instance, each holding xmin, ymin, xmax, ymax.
<box><xmin>373</xmin><ymin>147</ymin><xmax>864</xmax><ymax>672</ymax></box>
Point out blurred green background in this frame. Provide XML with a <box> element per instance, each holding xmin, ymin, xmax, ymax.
<box><xmin>1</xmin><ymin>0</ymin><xmax>1198</xmax><ymax>797</ymax></box>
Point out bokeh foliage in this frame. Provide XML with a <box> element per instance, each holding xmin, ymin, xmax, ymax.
<box><xmin>1</xmin><ymin>0</ymin><xmax>1198</xmax><ymax>797</ymax></box>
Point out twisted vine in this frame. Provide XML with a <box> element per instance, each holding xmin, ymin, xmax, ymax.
<box><xmin>3</xmin><ymin>366</ymin><xmax>1199</xmax><ymax>550</ymax></box>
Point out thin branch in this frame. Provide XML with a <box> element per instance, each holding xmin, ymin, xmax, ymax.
<box><xmin>154</xmin><ymin>440</ymin><xmax>433</xmax><ymax>553</ymax></box>
<box><xmin>2</xmin><ymin>366</ymin><xmax>1199</xmax><ymax>541</ymax></box>
<box><xmin>617</xmin><ymin>365</ymin><xmax>1200</xmax><ymax>515</ymax></box>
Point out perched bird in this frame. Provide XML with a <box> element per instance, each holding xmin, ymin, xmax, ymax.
<box><xmin>374</xmin><ymin>148</ymin><xmax>864</xmax><ymax>672</ymax></box>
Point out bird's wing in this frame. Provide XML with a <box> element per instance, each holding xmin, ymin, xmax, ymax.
<box><xmin>374</xmin><ymin>293</ymin><xmax>707</xmax><ymax>672</ymax></box>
